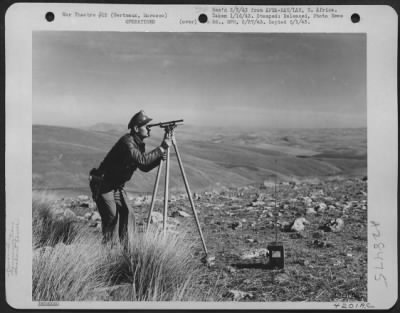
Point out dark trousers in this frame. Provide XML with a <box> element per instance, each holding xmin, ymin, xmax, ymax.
<box><xmin>95</xmin><ymin>188</ymin><xmax>136</xmax><ymax>245</ymax></box>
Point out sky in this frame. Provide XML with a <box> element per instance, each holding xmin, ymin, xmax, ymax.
<box><xmin>33</xmin><ymin>31</ymin><xmax>366</xmax><ymax>128</ymax></box>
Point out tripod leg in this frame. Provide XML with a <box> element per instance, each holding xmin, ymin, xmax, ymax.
<box><xmin>146</xmin><ymin>160</ymin><xmax>163</xmax><ymax>230</ymax></box>
<box><xmin>163</xmin><ymin>147</ymin><xmax>170</xmax><ymax>235</ymax></box>
<box><xmin>172</xmin><ymin>140</ymin><xmax>209</xmax><ymax>255</ymax></box>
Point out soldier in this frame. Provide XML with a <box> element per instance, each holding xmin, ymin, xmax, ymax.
<box><xmin>89</xmin><ymin>110</ymin><xmax>171</xmax><ymax>245</ymax></box>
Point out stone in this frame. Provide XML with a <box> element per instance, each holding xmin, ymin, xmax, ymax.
<box><xmin>172</xmin><ymin>210</ymin><xmax>190</xmax><ymax>218</ymax></box>
<box><xmin>303</xmin><ymin>197</ymin><xmax>312</xmax><ymax>207</ymax></box>
<box><xmin>263</xmin><ymin>181</ymin><xmax>275</xmax><ymax>188</ymax></box>
<box><xmin>150</xmin><ymin>211</ymin><xmax>163</xmax><ymax>224</ymax></box>
<box><xmin>251</xmin><ymin>201</ymin><xmax>265</xmax><ymax>207</ymax></box>
<box><xmin>52</xmin><ymin>208</ymin><xmax>64</xmax><ymax>216</ymax></box>
<box><xmin>78</xmin><ymin>195</ymin><xmax>90</xmax><ymax>201</ymax></box>
<box><xmin>245</xmin><ymin>238</ymin><xmax>257</xmax><ymax>243</ymax></box>
<box><xmin>312</xmin><ymin>239</ymin><xmax>334</xmax><ymax>248</ymax></box>
<box><xmin>84</xmin><ymin>212</ymin><xmax>93</xmax><ymax>220</ymax></box>
<box><xmin>193</xmin><ymin>192</ymin><xmax>201</xmax><ymax>200</ymax></box>
<box><xmin>319</xmin><ymin>218</ymin><xmax>344</xmax><ymax>232</ymax></box>
<box><xmin>225</xmin><ymin>289</ymin><xmax>254</xmax><ymax>301</ymax></box>
<box><xmin>201</xmin><ymin>255</ymin><xmax>216</xmax><ymax>267</ymax></box>
<box><xmin>283</xmin><ymin>204</ymin><xmax>290</xmax><ymax>210</ymax></box>
<box><xmin>306</xmin><ymin>207</ymin><xmax>316</xmax><ymax>214</ymax></box>
<box><xmin>230</xmin><ymin>221</ymin><xmax>242</xmax><ymax>230</ymax></box>
<box><xmin>91</xmin><ymin>212</ymin><xmax>101</xmax><ymax>222</ymax></box>
<box><xmin>331</xmin><ymin>218</ymin><xmax>344</xmax><ymax>232</ymax></box>
<box><xmin>290</xmin><ymin>217</ymin><xmax>310</xmax><ymax>232</ymax></box>
<box><xmin>80</xmin><ymin>202</ymin><xmax>90</xmax><ymax>208</ymax></box>
<box><xmin>63</xmin><ymin>208</ymin><xmax>76</xmax><ymax>219</ymax></box>
<box><xmin>315</xmin><ymin>202</ymin><xmax>327</xmax><ymax>212</ymax></box>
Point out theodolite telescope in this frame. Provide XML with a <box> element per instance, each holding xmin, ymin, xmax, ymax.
<box><xmin>146</xmin><ymin>119</ymin><xmax>184</xmax><ymax>131</ymax></box>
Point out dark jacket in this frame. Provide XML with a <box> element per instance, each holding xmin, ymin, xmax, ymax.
<box><xmin>98</xmin><ymin>133</ymin><xmax>163</xmax><ymax>190</ymax></box>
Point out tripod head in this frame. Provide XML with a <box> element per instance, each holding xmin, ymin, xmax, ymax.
<box><xmin>146</xmin><ymin>119</ymin><xmax>184</xmax><ymax>134</ymax></box>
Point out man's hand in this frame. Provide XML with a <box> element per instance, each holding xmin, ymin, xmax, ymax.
<box><xmin>161</xmin><ymin>138</ymin><xmax>172</xmax><ymax>150</ymax></box>
<box><xmin>161</xmin><ymin>151</ymin><xmax>167</xmax><ymax>161</ymax></box>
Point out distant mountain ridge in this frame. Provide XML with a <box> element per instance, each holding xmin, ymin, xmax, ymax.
<box><xmin>33</xmin><ymin>124</ymin><xmax>367</xmax><ymax>197</ymax></box>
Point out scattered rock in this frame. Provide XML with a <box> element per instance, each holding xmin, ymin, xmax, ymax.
<box><xmin>84</xmin><ymin>212</ymin><xmax>93</xmax><ymax>220</ymax></box>
<box><xmin>263</xmin><ymin>181</ymin><xmax>275</xmax><ymax>188</ymax></box>
<box><xmin>283</xmin><ymin>217</ymin><xmax>310</xmax><ymax>232</ymax></box>
<box><xmin>251</xmin><ymin>201</ymin><xmax>265</xmax><ymax>207</ymax></box>
<box><xmin>245</xmin><ymin>238</ymin><xmax>257</xmax><ymax>243</ymax></box>
<box><xmin>171</xmin><ymin>210</ymin><xmax>190</xmax><ymax>218</ymax></box>
<box><xmin>306</xmin><ymin>207</ymin><xmax>317</xmax><ymax>214</ymax></box>
<box><xmin>52</xmin><ymin>208</ymin><xmax>64</xmax><ymax>216</ymax></box>
<box><xmin>230</xmin><ymin>221</ymin><xmax>242</xmax><ymax>230</ymax></box>
<box><xmin>193</xmin><ymin>193</ymin><xmax>201</xmax><ymax>200</ymax></box>
<box><xmin>312</xmin><ymin>239</ymin><xmax>334</xmax><ymax>248</ymax></box>
<box><xmin>303</xmin><ymin>197</ymin><xmax>312</xmax><ymax>207</ymax></box>
<box><xmin>225</xmin><ymin>289</ymin><xmax>254</xmax><ymax>301</ymax></box>
<box><xmin>80</xmin><ymin>202</ymin><xmax>90</xmax><ymax>208</ymax></box>
<box><xmin>78</xmin><ymin>195</ymin><xmax>90</xmax><ymax>201</ymax></box>
<box><xmin>63</xmin><ymin>208</ymin><xmax>76</xmax><ymax>219</ymax></box>
<box><xmin>315</xmin><ymin>202</ymin><xmax>327</xmax><ymax>212</ymax></box>
<box><xmin>319</xmin><ymin>218</ymin><xmax>344</xmax><ymax>232</ymax></box>
<box><xmin>91</xmin><ymin>212</ymin><xmax>101</xmax><ymax>222</ymax></box>
<box><xmin>149</xmin><ymin>212</ymin><xmax>163</xmax><ymax>224</ymax></box>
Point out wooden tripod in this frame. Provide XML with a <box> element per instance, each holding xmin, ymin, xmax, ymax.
<box><xmin>146</xmin><ymin>129</ymin><xmax>209</xmax><ymax>256</ymax></box>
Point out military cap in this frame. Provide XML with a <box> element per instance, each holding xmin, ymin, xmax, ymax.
<box><xmin>128</xmin><ymin>110</ymin><xmax>153</xmax><ymax>129</ymax></box>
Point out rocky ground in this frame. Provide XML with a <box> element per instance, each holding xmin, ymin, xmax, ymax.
<box><xmin>47</xmin><ymin>175</ymin><xmax>367</xmax><ymax>302</ymax></box>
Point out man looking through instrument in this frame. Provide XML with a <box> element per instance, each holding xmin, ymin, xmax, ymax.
<box><xmin>89</xmin><ymin>110</ymin><xmax>172</xmax><ymax>245</ymax></box>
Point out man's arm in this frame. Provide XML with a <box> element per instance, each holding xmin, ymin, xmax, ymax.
<box><xmin>126</xmin><ymin>142</ymin><xmax>163</xmax><ymax>172</ymax></box>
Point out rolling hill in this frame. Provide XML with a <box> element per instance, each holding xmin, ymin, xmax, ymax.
<box><xmin>32</xmin><ymin>125</ymin><xmax>366</xmax><ymax>196</ymax></box>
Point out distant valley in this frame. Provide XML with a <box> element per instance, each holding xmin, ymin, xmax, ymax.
<box><xmin>33</xmin><ymin>124</ymin><xmax>366</xmax><ymax>197</ymax></box>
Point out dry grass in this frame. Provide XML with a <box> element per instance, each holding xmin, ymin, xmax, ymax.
<box><xmin>32</xmin><ymin>192</ymin><xmax>83</xmax><ymax>248</ymax></box>
<box><xmin>32</xmin><ymin>191</ymin><xmax>213</xmax><ymax>301</ymax></box>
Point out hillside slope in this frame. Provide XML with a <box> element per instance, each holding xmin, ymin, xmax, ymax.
<box><xmin>33</xmin><ymin>125</ymin><xmax>366</xmax><ymax>196</ymax></box>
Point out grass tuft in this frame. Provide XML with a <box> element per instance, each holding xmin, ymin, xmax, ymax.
<box><xmin>32</xmin><ymin>191</ymin><xmax>212</xmax><ymax>301</ymax></box>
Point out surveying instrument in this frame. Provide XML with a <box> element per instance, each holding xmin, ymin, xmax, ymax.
<box><xmin>266</xmin><ymin>168</ymin><xmax>285</xmax><ymax>269</ymax></box>
<box><xmin>145</xmin><ymin>119</ymin><xmax>209</xmax><ymax>257</ymax></box>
